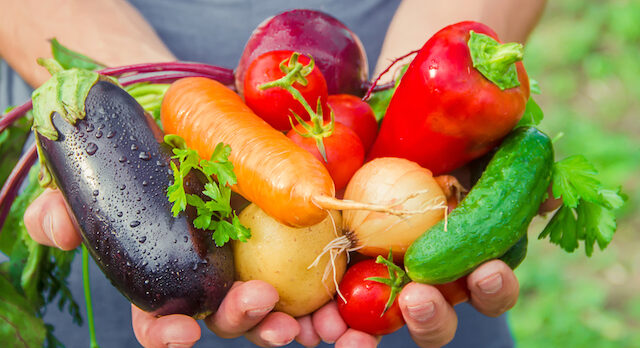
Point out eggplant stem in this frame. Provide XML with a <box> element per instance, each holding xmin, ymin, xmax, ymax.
<box><xmin>362</xmin><ymin>49</ymin><xmax>420</xmax><ymax>101</ymax></box>
<box><xmin>0</xmin><ymin>143</ymin><xmax>37</xmax><ymax>232</ymax></box>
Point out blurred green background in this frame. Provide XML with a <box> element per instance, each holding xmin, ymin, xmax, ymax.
<box><xmin>509</xmin><ymin>0</ymin><xmax>640</xmax><ymax>346</ymax></box>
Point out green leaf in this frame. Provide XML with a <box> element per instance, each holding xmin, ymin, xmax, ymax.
<box><xmin>517</xmin><ymin>98</ymin><xmax>544</xmax><ymax>127</ymax></box>
<box><xmin>232</xmin><ymin>214</ymin><xmax>252</xmax><ymax>243</ymax></box>
<box><xmin>539</xmin><ymin>205</ymin><xmax>578</xmax><ymax>253</ymax></box>
<box><xmin>0</xmin><ymin>273</ymin><xmax>47</xmax><ymax>347</ymax></box>
<box><xmin>50</xmin><ymin>38</ymin><xmax>105</xmax><ymax>71</ymax></box>
<box><xmin>0</xmin><ymin>114</ymin><xmax>33</xmax><ymax>188</ymax></box>
<box><xmin>552</xmin><ymin>155</ymin><xmax>604</xmax><ymax>207</ymax></box>
<box><xmin>212</xmin><ymin>221</ymin><xmax>234</xmax><ymax>247</ymax></box>
<box><xmin>167</xmin><ymin>161</ymin><xmax>187</xmax><ymax>216</ymax></box>
<box><xmin>164</xmin><ymin>134</ymin><xmax>187</xmax><ymax>150</ymax></box>
<box><xmin>366</xmin><ymin>64</ymin><xmax>409</xmax><ymax>122</ymax></box>
<box><xmin>529</xmin><ymin>78</ymin><xmax>541</xmax><ymax>94</ymax></box>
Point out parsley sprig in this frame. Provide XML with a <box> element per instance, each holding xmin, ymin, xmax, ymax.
<box><xmin>539</xmin><ymin>155</ymin><xmax>624</xmax><ymax>256</ymax></box>
<box><xmin>164</xmin><ymin>134</ymin><xmax>251</xmax><ymax>247</ymax></box>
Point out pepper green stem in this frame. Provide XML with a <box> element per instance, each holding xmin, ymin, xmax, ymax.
<box><xmin>259</xmin><ymin>52</ymin><xmax>333</xmax><ymax>162</ymax></box>
<box><xmin>82</xmin><ymin>244</ymin><xmax>100</xmax><ymax>348</ymax></box>
<box><xmin>468</xmin><ymin>31</ymin><xmax>524</xmax><ymax>90</ymax></box>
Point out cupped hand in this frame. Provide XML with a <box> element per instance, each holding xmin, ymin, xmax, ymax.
<box><xmin>311</xmin><ymin>259</ymin><xmax>519</xmax><ymax>348</ymax></box>
<box><xmin>22</xmin><ymin>189</ymin><xmax>308</xmax><ymax>348</ymax></box>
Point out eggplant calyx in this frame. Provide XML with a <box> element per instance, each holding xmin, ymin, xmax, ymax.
<box><xmin>468</xmin><ymin>31</ymin><xmax>523</xmax><ymax>90</ymax></box>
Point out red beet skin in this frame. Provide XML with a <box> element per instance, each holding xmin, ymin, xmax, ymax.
<box><xmin>235</xmin><ymin>9</ymin><xmax>369</xmax><ymax>96</ymax></box>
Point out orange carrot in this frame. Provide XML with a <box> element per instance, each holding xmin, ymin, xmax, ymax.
<box><xmin>162</xmin><ymin>77</ymin><xmax>431</xmax><ymax>228</ymax></box>
<box><xmin>161</xmin><ymin>77</ymin><xmax>334</xmax><ymax>227</ymax></box>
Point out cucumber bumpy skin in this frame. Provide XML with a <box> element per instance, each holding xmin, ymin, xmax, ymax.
<box><xmin>404</xmin><ymin>127</ymin><xmax>553</xmax><ymax>284</ymax></box>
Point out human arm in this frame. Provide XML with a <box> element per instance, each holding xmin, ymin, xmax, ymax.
<box><xmin>0</xmin><ymin>0</ymin><xmax>175</xmax><ymax>88</ymax></box>
<box><xmin>375</xmin><ymin>0</ymin><xmax>547</xmax><ymax>77</ymax></box>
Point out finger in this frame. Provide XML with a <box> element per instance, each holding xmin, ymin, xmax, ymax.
<box><xmin>23</xmin><ymin>189</ymin><xmax>81</xmax><ymax>250</ymax></box>
<box><xmin>205</xmin><ymin>280</ymin><xmax>279</xmax><ymax>339</ymax></box>
<box><xmin>398</xmin><ymin>282</ymin><xmax>458</xmax><ymax>348</ymax></box>
<box><xmin>334</xmin><ymin>329</ymin><xmax>379</xmax><ymax>348</ymax></box>
<box><xmin>538</xmin><ymin>184</ymin><xmax>562</xmax><ymax>214</ymax></box>
<box><xmin>296</xmin><ymin>315</ymin><xmax>321</xmax><ymax>347</ymax></box>
<box><xmin>244</xmin><ymin>311</ymin><xmax>300</xmax><ymax>347</ymax></box>
<box><xmin>467</xmin><ymin>260</ymin><xmax>520</xmax><ymax>317</ymax></box>
<box><xmin>131</xmin><ymin>304</ymin><xmax>201</xmax><ymax>348</ymax></box>
<box><xmin>311</xmin><ymin>301</ymin><xmax>348</xmax><ymax>344</ymax></box>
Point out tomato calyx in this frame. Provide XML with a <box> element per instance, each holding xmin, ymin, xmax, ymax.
<box><xmin>366</xmin><ymin>250</ymin><xmax>410</xmax><ymax>315</ymax></box>
<box><xmin>289</xmin><ymin>100</ymin><xmax>334</xmax><ymax>162</ymax></box>
<box><xmin>260</xmin><ymin>52</ymin><xmax>334</xmax><ymax>162</ymax></box>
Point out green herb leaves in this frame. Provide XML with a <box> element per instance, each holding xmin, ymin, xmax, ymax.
<box><xmin>165</xmin><ymin>135</ymin><xmax>250</xmax><ymax>247</ymax></box>
<box><xmin>539</xmin><ymin>155</ymin><xmax>624</xmax><ymax>256</ymax></box>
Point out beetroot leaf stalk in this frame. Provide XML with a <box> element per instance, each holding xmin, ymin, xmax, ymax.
<box><xmin>0</xmin><ymin>143</ymin><xmax>37</xmax><ymax>231</ymax></box>
<box><xmin>0</xmin><ymin>100</ymin><xmax>33</xmax><ymax>134</ymax></box>
<box><xmin>362</xmin><ymin>49</ymin><xmax>419</xmax><ymax>101</ymax></box>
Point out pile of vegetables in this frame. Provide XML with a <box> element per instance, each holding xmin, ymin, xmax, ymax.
<box><xmin>0</xmin><ymin>9</ymin><xmax>625</xmax><ymax>347</ymax></box>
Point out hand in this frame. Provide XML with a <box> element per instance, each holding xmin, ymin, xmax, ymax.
<box><xmin>23</xmin><ymin>189</ymin><xmax>317</xmax><ymax>347</ymax></box>
<box><xmin>310</xmin><ymin>260</ymin><xmax>519</xmax><ymax>348</ymax></box>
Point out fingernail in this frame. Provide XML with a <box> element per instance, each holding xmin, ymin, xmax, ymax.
<box><xmin>407</xmin><ymin>301</ymin><xmax>435</xmax><ymax>322</ymax></box>
<box><xmin>478</xmin><ymin>273</ymin><xmax>503</xmax><ymax>294</ymax></box>
<box><xmin>167</xmin><ymin>344</ymin><xmax>193</xmax><ymax>348</ymax></box>
<box><xmin>261</xmin><ymin>329</ymin><xmax>294</xmax><ymax>346</ymax></box>
<box><xmin>42</xmin><ymin>213</ymin><xmax>61</xmax><ymax>248</ymax></box>
<box><xmin>245</xmin><ymin>305</ymin><xmax>274</xmax><ymax>319</ymax></box>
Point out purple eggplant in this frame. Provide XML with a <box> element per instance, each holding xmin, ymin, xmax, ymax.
<box><xmin>34</xmin><ymin>77</ymin><xmax>234</xmax><ymax>318</ymax></box>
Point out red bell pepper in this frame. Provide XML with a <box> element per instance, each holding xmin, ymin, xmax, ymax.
<box><xmin>367</xmin><ymin>21</ymin><xmax>530</xmax><ymax>175</ymax></box>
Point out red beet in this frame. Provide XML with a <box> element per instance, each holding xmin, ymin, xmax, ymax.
<box><xmin>235</xmin><ymin>9</ymin><xmax>369</xmax><ymax>96</ymax></box>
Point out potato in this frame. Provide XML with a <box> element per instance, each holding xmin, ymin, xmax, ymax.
<box><xmin>233</xmin><ymin>204</ymin><xmax>346</xmax><ymax>317</ymax></box>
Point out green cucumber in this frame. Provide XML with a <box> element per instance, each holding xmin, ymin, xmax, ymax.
<box><xmin>499</xmin><ymin>234</ymin><xmax>528</xmax><ymax>270</ymax></box>
<box><xmin>404</xmin><ymin>127</ymin><xmax>553</xmax><ymax>284</ymax></box>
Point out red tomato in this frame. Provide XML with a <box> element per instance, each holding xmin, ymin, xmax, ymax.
<box><xmin>337</xmin><ymin>259</ymin><xmax>405</xmax><ymax>336</ymax></box>
<box><xmin>287</xmin><ymin>121</ymin><xmax>364</xmax><ymax>191</ymax></box>
<box><xmin>327</xmin><ymin>94</ymin><xmax>378</xmax><ymax>152</ymax></box>
<box><xmin>243</xmin><ymin>50</ymin><xmax>328</xmax><ymax>131</ymax></box>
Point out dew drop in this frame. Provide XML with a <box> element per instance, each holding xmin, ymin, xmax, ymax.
<box><xmin>130</xmin><ymin>220</ymin><xmax>141</xmax><ymax>228</ymax></box>
<box><xmin>138</xmin><ymin>151</ymin><xmax>151</xmax><ymax>161</ymax></box>
<box><xmin>142</xmin><ymin>180</ymin><xmax>148</xmax><ymax>186</ymax></box>
<box><xmin>86</xmin><ymin>123</ymin><xmax>95</xmax><ymax>132</ymax></box>
<box><xmin>92</xmin><ymin>190</ymin><xmax>99</xmax><ymax>196</ymax></box>
<box><xmin>119</xmin><ymin>156</ymin><xmax>126</xmax><ymax>163</ymax></box>
<box><xmin>138</xmin><ymin>236</ymin><xmax>147</xmax><ymax>243</ymax></box>
<box><xmin>106</xmin><ymin>130</ymin><xmax>116</xmax><ymax>139</ymax></box>
<box><xmin>130</xmin><ymin>144</ymin><xmax>138</xmax><ymax>151</ymax></box>
<box><xmin>95</xmin><ymin>130</ymin><xmax>103</xmax><ymax>139</ymax></box>
<box><xmin>117</xmin><ymin>212</ymin><xmax>123</xmax><ymax>217</ymax></box>
<box><xmin>85</xmin><ymin>142</ymin><xmax>98</xmax><ymax>155</ymax></box>
<box><xmin>119</xmin><ymin>184</ymin><xmax>126</xmax><ymax>190</ymax></box>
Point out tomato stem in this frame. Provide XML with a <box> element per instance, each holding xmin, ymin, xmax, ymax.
<box><xmin>259</xmin><ymin>52</ymin><xmax>334</xmax><ymax>162</ymax></box>
<box><xmin>366</xmin><ymin>250</ymin><xmax>410</xmax><ymax>315</ymax></box>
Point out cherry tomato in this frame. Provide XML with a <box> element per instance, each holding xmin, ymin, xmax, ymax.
<box><xmin>243</xmin><ymin>50</ymin><xmax>328</xmax><ymax>131</ymax></box>
<box><xmin>337</xmin><ymin>258</ymin><xmax>405</xmax><ymax>336</ymax></box>
<box><xmin>287</xmin><ymin>121</ymin><xmax>364</xmax><ymax>191</ymax></box>
<box><xmin>327</xmin><ymin>94</ymin><xmax>378</xmax><ymax>152</ymax></box>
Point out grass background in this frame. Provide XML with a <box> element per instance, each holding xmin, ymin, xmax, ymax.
<box><xmin>508</xmin><ymin>0</ymin><xmax>640</xmax><ymax>346</ymax></box>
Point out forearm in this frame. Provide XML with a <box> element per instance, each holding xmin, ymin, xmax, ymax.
<box><xmin>0</xmin><ymin>0</ymin><xmax>175</xmax><ymax>87</ymax></box>
<box><xmin>376</xmin><ymin>0</ymin><xmax>547</xmax><ymax>75</ymax></box>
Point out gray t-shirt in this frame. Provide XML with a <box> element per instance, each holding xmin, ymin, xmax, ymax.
<box><xmin>1</xmin><ymin>1</ymin><xmax>514</xmax><ymax>347</ymax></box>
